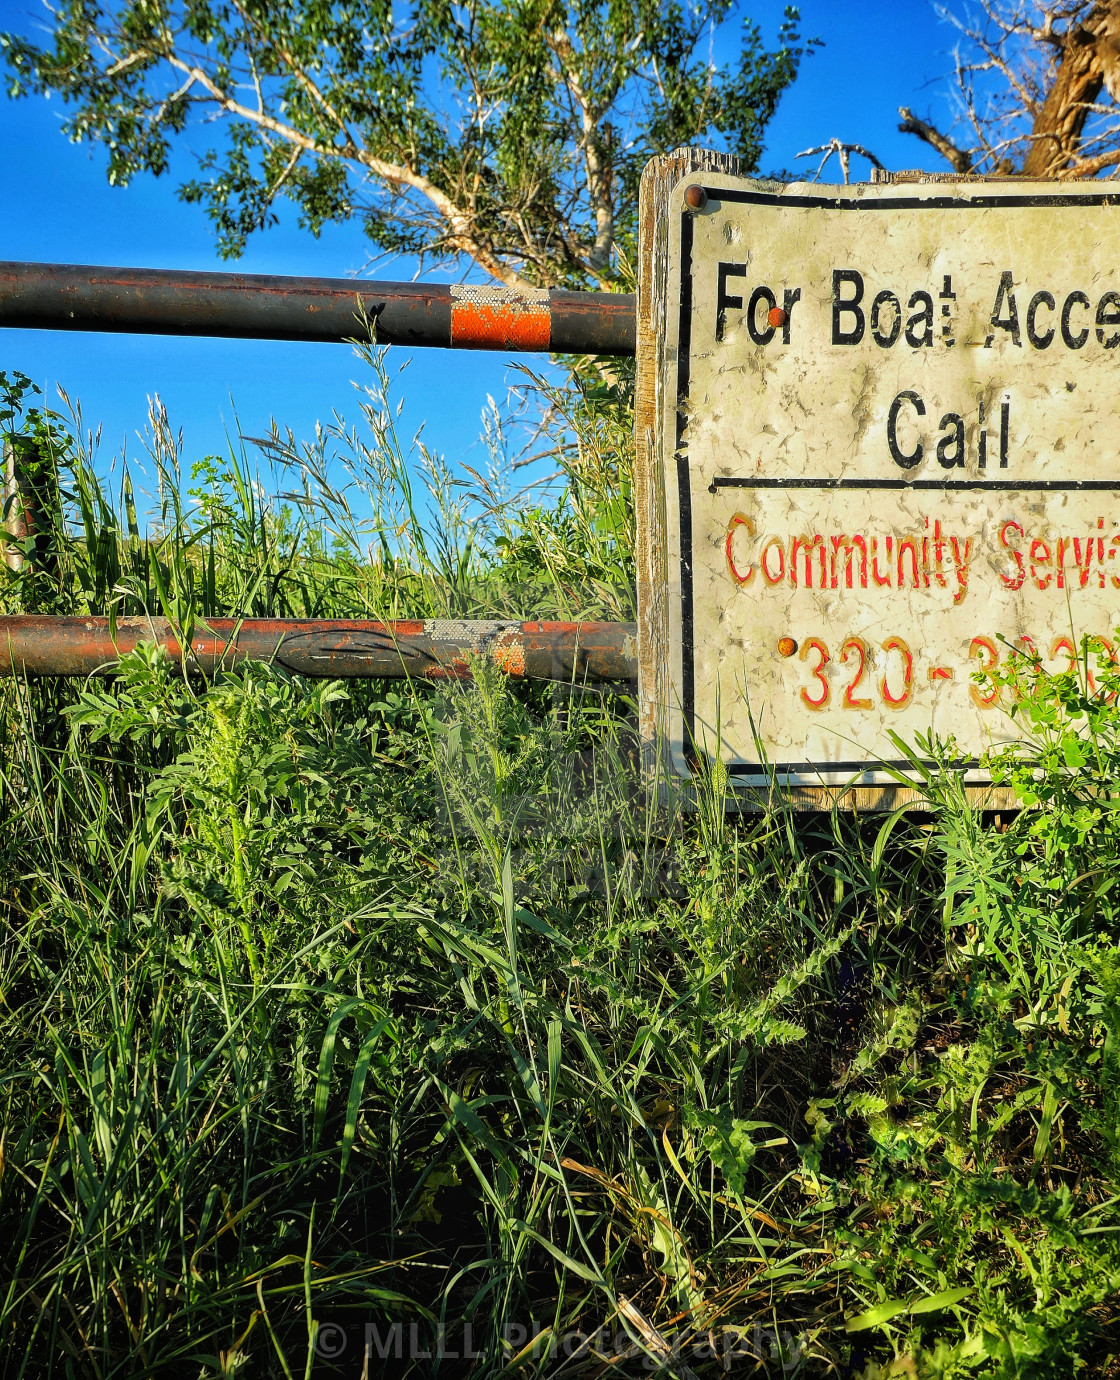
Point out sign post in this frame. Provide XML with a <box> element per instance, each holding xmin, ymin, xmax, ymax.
<box><xmin>635</xmin><ymin>150</ymin><xmax>1120</xmax><ymax>807</ymax></box>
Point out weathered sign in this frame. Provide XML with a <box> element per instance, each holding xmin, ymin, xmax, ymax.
<box><xmin>635</xmin><ymin>150</ymin><xmax>1120</xmax><ymax>800</ymax></box>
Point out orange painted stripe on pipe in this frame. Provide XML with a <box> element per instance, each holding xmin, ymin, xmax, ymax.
<box><xmin>451</xmin><ymin>300</ymin><xmax>551</xmax><ymax>350</ymax></box>
<box><xmin>490</xmin><ymin>631</ymin><xmax>526</xmax><ymax>677</ymax></box>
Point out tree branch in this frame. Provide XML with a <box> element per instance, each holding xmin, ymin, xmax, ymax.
<box><xmin>897</xmin><ymin>106</ymin><xmax>974</xmax><ymax>172</ymax></box>
<box><xmin>1063</xmin><ymin>141</ymin><xmax>1120</xmax><ymax>172</ymax></box>
<box><xmin>159</xmin><ymin>51</ymin><xmax>535</xmax><ymax>289</ymax></box>
<box><xmin>1021</xmin><ymin>14</ymin><xmax>1106</xmax><ymax>175</ymax></box>
<box><xmin>547</xmin><ymin>30</ymin><xmax>615</xmax><ymax>278</ymax></box>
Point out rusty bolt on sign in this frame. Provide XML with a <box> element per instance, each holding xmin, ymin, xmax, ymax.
<box><xmin>684</xmin><ymin>185</ymin><xmax>708</xmax><ymax>211</ymax></box>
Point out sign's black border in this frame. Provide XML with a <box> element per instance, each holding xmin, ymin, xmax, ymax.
<box><xmin>673</xmin><ymin>184</ymin><xmax>1120</xmax><ymax>780</ymax></box>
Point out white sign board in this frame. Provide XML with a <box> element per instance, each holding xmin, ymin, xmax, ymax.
<box><xmin>635</xmin><ymin>158</ymin><xmax>1120</xmax><ymax>791</ymax></box>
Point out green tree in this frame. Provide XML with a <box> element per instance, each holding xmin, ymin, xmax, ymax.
<box><xmin>2</xmin><ymin>1</ymin><xmax>814</xmax><ymax>288</ymax></box>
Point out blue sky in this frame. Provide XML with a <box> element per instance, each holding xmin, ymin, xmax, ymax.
<box><xmin>0</xmin><ymin>0</ymin><xmax>959</xmax><ymax>493</ymax></box>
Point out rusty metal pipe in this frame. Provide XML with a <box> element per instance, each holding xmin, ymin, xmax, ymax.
<box><xmin>0</xmin><ymin>262</ymin><xmax>636</xmax><ymax>356</ymax></box>
<box><xmin>0</xmin><ymin>616</ymin><xmax>637</xmax><ymax>681</ymax></box>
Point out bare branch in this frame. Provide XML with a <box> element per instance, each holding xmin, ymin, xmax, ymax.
<box><xmin>908</xmin><ymin>1</ymin><xmax>1120</xmax><ymax>178</ymax></box>
<box><xmin>1064</xmin><ymin>140</ymin><xmax>1120</xmax><ymax>170</ymax></box>
<box><xmin>796</xmin><ymin>139</ymin><xmax>884</xmax><ymax>184</ymax></box>
<box><xmin>796</xmin><ymin>140</ymin><xmax>884</xmax><ymax>168</ymax></box>
<box><xmin>897</xmin><ymin>106</ymin><xmax>975</xmax><ymax>172</ymax></box>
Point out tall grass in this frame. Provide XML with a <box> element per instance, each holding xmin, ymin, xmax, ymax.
<box><xmin>1</xmin><ymin>362</ymin><xmax>1118</xmax><ymax>1378</ymax></box>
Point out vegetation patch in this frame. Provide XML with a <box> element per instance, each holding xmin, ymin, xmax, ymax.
<box><xmin>1</xmin><ymin>365</ymin><xmax>1119</xmax><ymax>1377</ymax></box>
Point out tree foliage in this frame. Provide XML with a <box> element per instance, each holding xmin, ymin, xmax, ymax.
<box><xmin>2</xmin><ymin>1</ymin><xmax>814</xmax><ymax>287</ymax></box>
